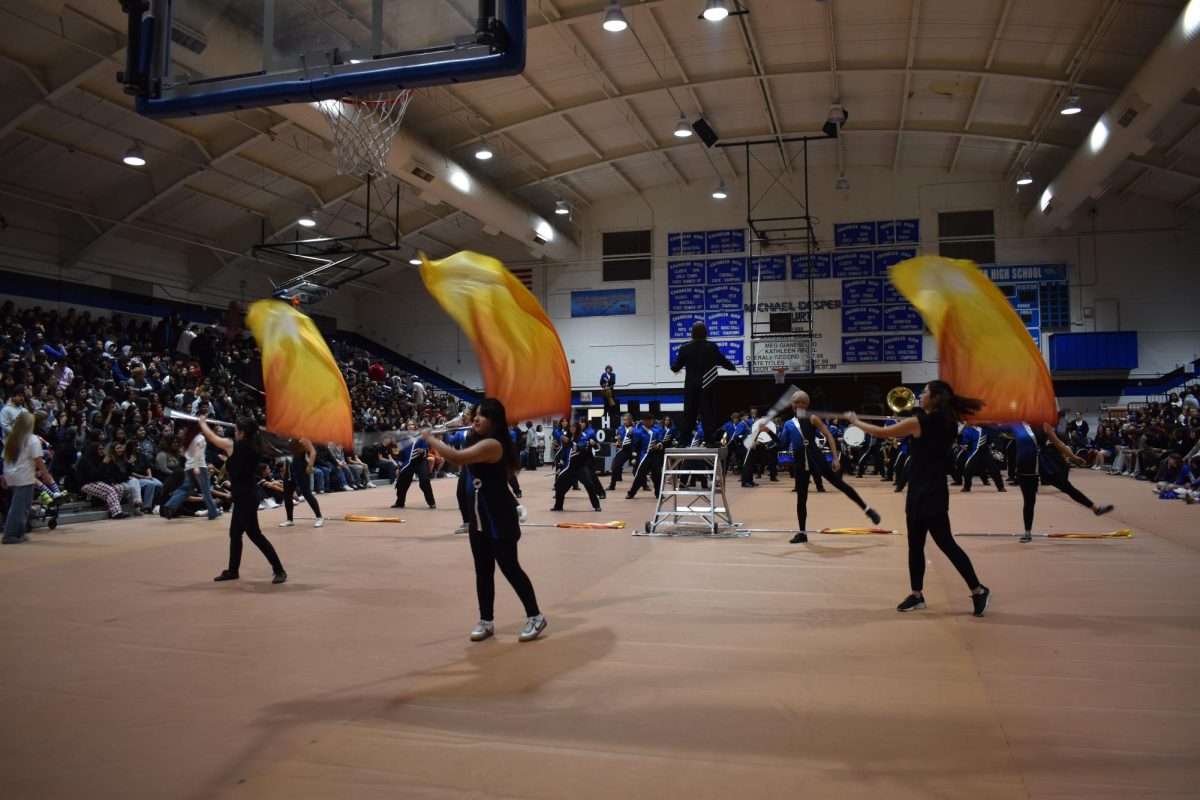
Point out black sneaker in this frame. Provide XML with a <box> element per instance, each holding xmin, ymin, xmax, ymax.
<box><xmin>866</xmin><ymin>508</ymin><xmax>881</xmax><ymax>525</ymax></box>
<box><xmin>272</xmin><ymin>571</ymin><xmax>288</xmax><ymax>584</ymax></box>
<box><xmin>789</xmin><ymin>532</ymin><xmax>808</xmax><ymax>544</ymax></box>
<box><xmin>213</xmin><ymin>570</ymin><xmax>239</xmax><ymax>582</ymax></box>
<box><xmin>1019</xmin><ymin>532</ymin><xmax>1032</xmax><ymax>544</ymax></box>
<box><xmin>997</xmin><ymin>487</ymin><xmax>1008</xmax><ymax>493</ymax></box>
<box><xmin>897</xmin><ymin>594</ymin><xmax>925</xmax><ymax>612</ymax></box>
<box><xmin>550</xmin><ymin>505</ymin><xmax>563</xmax><ymax>512</ymax></box>
<box><xmin>592</xmin><ymin>504</ymin><xmax>602</xmax><ymax>512</ymax></box>
<box><xmin>1093</xmin><ymin>504</ymin><xmax>1114</xmax><ymax>516</ymax></box>
<box><xmin>391</xmin><ymin>502</ymin><xmax>404</xmax><ymax>509</ymax></box>
<box><xmin>625</xmin><ymin>492</ymin><xmax>636</xmax><ymax>500</ymax></box>
<box><xmin>972</xmin><ymin>586</ymin><xmax>991</xmax><ymax>617</ymax></box>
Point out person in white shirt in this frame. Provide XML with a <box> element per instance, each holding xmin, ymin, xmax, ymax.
<box><xmin>1</xmin><ymin>385</ymin><xmax>27</xmax><ymax>438</ymax></box>
<box><xmin>161</xmin><ymin>425</ymin><xmax>221</xmax><ymax>519</ymax></box>
<box><xmin>3</xmin><ymin>412</ymin><xmax>49</xmax><ymax>544</ymax></box>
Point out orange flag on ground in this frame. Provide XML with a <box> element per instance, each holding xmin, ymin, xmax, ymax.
<box><xmin>420</xmin><ymin>251</ymin><xmax>570</xmax><ymax>421</ymax></box>
<box><xmin>246</xmin><ymin>299</ymin><xmax>354</xmax><ymax>448</ymax></box>
<box><xmin>889</xmin><ymin>255</ymin><xmax>1057</xmax><ymax>426</ymax></box>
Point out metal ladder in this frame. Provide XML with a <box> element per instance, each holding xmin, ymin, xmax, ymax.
<box><xmin>635</xmin><ymin>447</ymin><xmax>746</xmax><ymax>537</ymax></box>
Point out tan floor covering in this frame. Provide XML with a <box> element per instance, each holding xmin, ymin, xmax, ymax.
<box><xmin>0</xmin><ymin>469</ymin><xmax>1197</xmax><ymax>799</ymax></box>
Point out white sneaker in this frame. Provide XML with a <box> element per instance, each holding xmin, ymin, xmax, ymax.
<box><xmin>314</xmin><ymin>517</ymin><xmax>325</xmax><ymax>528</ymax></box>
<box><xmin>265</xmin><ymin>498</ymin><xmax>279</xmax><ymax>508</ymax></box>
<box><xmin>257</xmin><ymin>502</ymin><xmax>267</xmax><ymax>511</ymax></box>
<box><xmin>152</xmin><ymin>505</ymin><xmax>161</xmax><ymax>515</ymax></box>
<box><xmin>519</xmin><ymin>614</ymin><xmax>547</xmax><ymax>642</ymax></box>
<box><xmin>278</xmin><ymin>520</ymin><xmax>294</xmax><ymax>528</ymax></box>
<box><xmin>454</xmin><ymin>523</ymin><xmax>468</xmax><ymax>534</ymax></box>
<box><xmin>346</xmin><ymin>486</ymin><xmax>356</xmax><ymax>491</ymax></box>
<box><xmin>470</xmin><ymin>620</ymin><xmax>495</xmax><ymax>641</ymax></box>
<box><xmin>194</xmin><ymin>510</ymin><xmax>207</xmax><ymax>517</ymax></box>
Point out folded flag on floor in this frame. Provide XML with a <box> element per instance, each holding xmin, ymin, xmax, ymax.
<box><xmin>890</xmin><ymin>255</ymin><xmax>1057</xmax><ymax>426</ymax></box>
<box><xmin>247</xmin><ymin>299</ymin><xmax>354</xmax><ymax>448</ymax></box>
<box><xmin>343</xmin><ymin>514</ymin><xmax>405</xmax><ymax>523</ymax></box>
<box><xmin>419</xmin><ymin>251</ymin><xmax>570</xmax><ymax>421</ymax></box>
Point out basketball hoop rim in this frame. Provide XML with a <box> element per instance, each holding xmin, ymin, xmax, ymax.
<box><xmin>333</xmin><ymin>90</ymin><xmax>413</xmax><ymax>106</ymax></box>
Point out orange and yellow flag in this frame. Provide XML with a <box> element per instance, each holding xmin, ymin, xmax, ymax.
<box><xmin>890</xmin><ymin>255</ymin><xmax>1057</xmax><ymax>426</ymax></box>
<box><xmin>246</xmin><ymin>299</ymin><xmax>353</xmax><ymax>448</ymax></box>
<box><xmin>420</xmin><ymin>251</ymin><xmax>570</xmax><ymax>421</ymax></box>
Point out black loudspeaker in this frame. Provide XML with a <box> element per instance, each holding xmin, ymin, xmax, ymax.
<box><xmin>627</xmin><ymin>400</ymin><xmax>641</xmax><ymax>418</ymax></box>
<box><xmin>648</xmin><ymin>400</ymin><xmax>662</xmax><ymax>417</ymax></box>
<box><xmin>692</xmin><ymin>117</ymin><xmax>719</xmax><ymax>147</ymax></box>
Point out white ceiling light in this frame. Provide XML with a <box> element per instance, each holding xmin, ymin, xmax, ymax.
<box><xmin>835</xmin><ymin>173</ymin><xmax>850</xmax><ymax>191</ymax></box>
<box><xmin>602</xmin><ymin>2</ymin><xmax>628</xmax><ymax>32</ymax></box>
<box><xmin>1016</xmin><ymin>171</ymin><xmax>1033</xmax><ymax>186</ymax></box>
<box><xmin>122</xmin><ymin>143</ymin><xmax>146</xmax><ymax>167</ymax></box>
<box><xmin>674</xmin><ymin>115</ymin><xmax>693</xmax><ymax>138</ymax></box>
<box><xmin>474</xmin><ymin>140</ymin><xmax>494</xmax><ymax>160</ymax></box>
<box><xmin>297</xmin><ymin>210</ymin><xmax>317</xmax><ymax>227</ymax></box>
<box><xmin>555</xmin><ymin>200</ymin><xmax>570</xmax><ymax>215</ymax></box>
<box><xmin>408</xmin><ymin>255</ymin><xmax>422</xmax><ymax>265</ymax></box>
<box><xmin>1060</xmin><ymin>94</ymin><xmax>1082</xmax><ymax>115</ymax></box>
<box><xmin>711</xmin><ymin>181</ymin><xmax>728</xmax><ymax>199</ymax></box>
<box><xmin>702</xmin><ymin>0</ymin><xmax>730</xmax><ymax>21</ymax></box>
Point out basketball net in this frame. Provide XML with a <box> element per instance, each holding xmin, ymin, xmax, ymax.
<box><xmin>773</xmin><ymin>367</ymin><xmax>787</xmax><ymax>385</ymax></box>
<box><xmin>316</xmin><ymin>90</ymin><xmax>414</xmax><ymax>179</ymax></box>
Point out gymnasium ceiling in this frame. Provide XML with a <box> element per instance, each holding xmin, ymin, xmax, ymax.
<box><xmin>0</xmin><ymin>0</ymin><xmax>1197</xmax><ymax>293</ymax></box>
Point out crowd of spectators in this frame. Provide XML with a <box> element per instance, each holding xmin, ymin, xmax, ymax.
<box><xmin>0</xmin><ymin>299</ymin><xmax>465</xmax><ymax>531</ymax></box>
<box><xmin>1066</xmin><ymin>389</ymin><xmax>1200</xmax><ymax>501</ymax></box>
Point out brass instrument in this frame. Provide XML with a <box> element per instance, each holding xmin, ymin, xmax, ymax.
<box><xmin>806</xmin><ymin>386</ymin><xmax>918</xmax><ymax>422</ymax></box>
<box><xmin>886</xmin><ymin>386</ymin><xmax>916</xmax><ymax>414</ymax></box>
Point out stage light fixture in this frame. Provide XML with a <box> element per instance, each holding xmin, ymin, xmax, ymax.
<box><xmin>122</xmin><ymin>143</ymin><xmax>146</xmax><ymax>167</ymax></box>
<box><xmin>602</xmin><ymin>2</ymin><xmax>628</xmax><ymax>32</ymax></box>
<box><xmin>702</xmin><ymin>0</ymin><xmax>730</xmax><ymax>21</ymax></box>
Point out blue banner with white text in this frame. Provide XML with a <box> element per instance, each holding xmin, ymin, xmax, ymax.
<box><xmin>571</xmin><ymin>288</ymin><xmax>635</xmax><ymax>318</ymax></box>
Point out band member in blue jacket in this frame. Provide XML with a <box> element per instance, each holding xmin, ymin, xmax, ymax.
<box><xmin>606</xmin><ymin>414</ymin><xmax>636</xmax><ymax>491</ymax></box>
<box><xmin>392</xmin><ymin>424</ymin><xmax>436</xmax><ymax>510</ymax></box>
<box><xmin>551</xmin><ymin>420</ymin><xmax>603</xmax><ymax>512</ymax></box>
<box><xmin>960</xmin><ymin>424</ymin><xmax>1006</xmax><ymax>492</ymax></box>
<box><xmin>577</xmin><ymin>418</ymin><xmax>606</xmax><ymax>499</ymax></box>
<box><xmin>626</xmin><ymin>413</ymin><xmax>664</xmax><ymax>499</ymax></box>
<box><xmin>778</xmin><ymin>391</ymin><xmax>880</xmax><ymax>543</ymax></box>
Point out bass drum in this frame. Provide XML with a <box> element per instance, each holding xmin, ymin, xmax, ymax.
<box><xmin>842</xmin><ymin>425</ymin><xmax>866</xmax><ymax>447</ymax></box>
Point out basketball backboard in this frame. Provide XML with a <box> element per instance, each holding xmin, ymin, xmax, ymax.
<box><xmin>123</xmin><ymin>0</ymin><xmax>525</xmax><ymax>117</ymax></box>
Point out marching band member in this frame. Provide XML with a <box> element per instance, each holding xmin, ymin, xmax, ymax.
<box><xmin>960</xmin><ymin>424</ymin><xmax>1007</xmax><ymax>493</ymax></box>
<box><xmin>780</xmin><ymin>391</ymin><xmax>881</xmax><ymax>544</ymax></box>
<box><xmin>847</xmin><ymin>381</ymin><xmax>991</xmax><ymax>617</ymax></box>
<box><xmin>392</xmin><ymin>421</ymin><xmax>436</xmax><ymax>510</ymax></box>
<box><xmin>626</xmin><ymin>413</ymin><xmax>664</xmax><ymax>500</ymax></box>
<box><xmin>551</xmin><ymin>420</ymin><xmax>603</xmax><ymax>512</ymax></box>
<box><xmin>605</xmin><ymin>414</ymin><xmax>636</xmax><ymax>492</ymax></box>
<box><xmin>1010</xmin><ymin>421</ymin><xmax>1114</xmax><ymax>543</ymax></box>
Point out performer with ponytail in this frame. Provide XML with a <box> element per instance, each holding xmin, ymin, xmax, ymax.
<box><xmin>780</xmin><ymin>391</ymin><xmax>881</xmax><ymax>543</ymax></box>
<box><xmin>1009</xmin><ymin>421</ymin><xmax>1114</xmax><ymax>543</ymax></box>
<box><xmin>277</xmin><ymin>436</ymin><xmax>324</xmax><ymax>528</ymax></box>
<box><xmin>423</xmin><ymin>398</ymin><xmax>546</xmax><ymax>643</ymax></box>
<box><xmin>847</xmin><ymin>380</ymin><xmax>991</xmax><ymax>617</ymax></box>
<box><xmin>199</xmin><ymin>416</ymin><xmax>287</xmax><ymax>585</ymax></box>
<box><xmin>392</xmin><ymin>420</ymin><xmax>436</xmax><ymax>510</ymax></box>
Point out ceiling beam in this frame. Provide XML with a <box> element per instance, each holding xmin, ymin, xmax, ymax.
<box><xmin>949</xmin><ymin>0</ymin><xmax>1014</xmax><ymax>174</ymax></box>
<box><xmin>447</xmin><ymin>64</ymin><xmax>1134</xmax><ymax>155</ymax></box>
<box><xmin>0</xmin><ymin>47</ymin><xmax>121</xmax><ymax>140</ymax></box>
<box><xmin>891</xmin><ymin>0</ymin><xmax>922</xmax><ymax>172</ymax></box>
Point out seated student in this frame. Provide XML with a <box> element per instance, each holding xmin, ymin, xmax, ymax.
<box><xmin>257</xmin><ymin>462</ymin><xmax>284</xmax><ymax>508</ymax></box>
<box><xmin>374</xmin><ymin>436</ymin><xmax>399</xmax><ymax>482</ymax></box>
<box><xmin>345</xmin><ymin>449</ymin><xmax>370</xmax><ymax>488</ymax></box>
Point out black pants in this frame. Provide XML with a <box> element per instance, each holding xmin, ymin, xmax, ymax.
<box><xmin>607</xmin><ymin>445</ymin><xmax>635</xmax><ymax>488</ymax></box>
<box><xmin>1041</xmin><ymin>469</ymin><xmax>1094</xmax><ymax>509</ymax></box>
<box><xmin>629</xmin><ymin>449</ymin><xmax>663</xmax><ymax>497</ymax></box>
<box><xmin>963</xmin><ymin>449</ymin><xmax>1004</xmax><ymax>491</ymax></box>
<box><xmin>508</xmin><ymin>472</ymin><xmax>522</xmax><ymax>497</ymax></box>
<box><xmin>395</xmin><ymin>458</ymin><xmax>435</xmax><ymax>507</ymax></box>
<box><xmin>681</xmin><ymin>386</ymin><xmax>719</xmax><ymax>448</ymax></box>
<box><xmin>856</xmin><ymin>444</ymin><xmax>885</xmax><ymax>477</ymax></box>
<box><xmin>457</xmin><ymin>471</ymin><xmax>471</xmax><ymax>525</ymax></box>
<box><xmin>806</xmin><ymin>450</ymin><xmax>827</xmax><ymax>490</ymax></box>
<box><xmin>283</xmin><ymin>460</ymin><xmax>322</xmax><ymax>521</ymax></box>
<box><xmin>468</xmin><ymin>528</ymin><xmax>539</xmax><ymax>621</ymax></box>
<box><xmin>554</xmin><ymin>463</ymin><xmax>600</xmax><ymax>508</ymax></box>
<box><xmin>228</xmin><ymin>500</ymin><xmax>283</xmax><ymax>574</ymax></box>
<box><xmin>793</xmin><ymin>457</ymin><xmax>869</xmax><ymax>531</ymax></box>
<box><xmin>1018</xmin><ymin>474</ymin><xmax>1040</xmax><ymax>530</ymax></box>
<box><xmin>893</xmin><ymin>452</ymin><xmax>911</xmax><ymax>490</ymax></box>
<box><xmin>906</xmin><ymin>511</ymin><xmax>979</xmax><ymax>593</ymax></box>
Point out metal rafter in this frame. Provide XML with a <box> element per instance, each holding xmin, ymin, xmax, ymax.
<box><xmin>949</xmin><ymin>0</ymin><xmax>1014</xmax><ymax>174</ymax></box>
<box><xmin>891</xmin><ymin>0</ymin><xmax>922</xmax><ymax>172</ymax></box>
